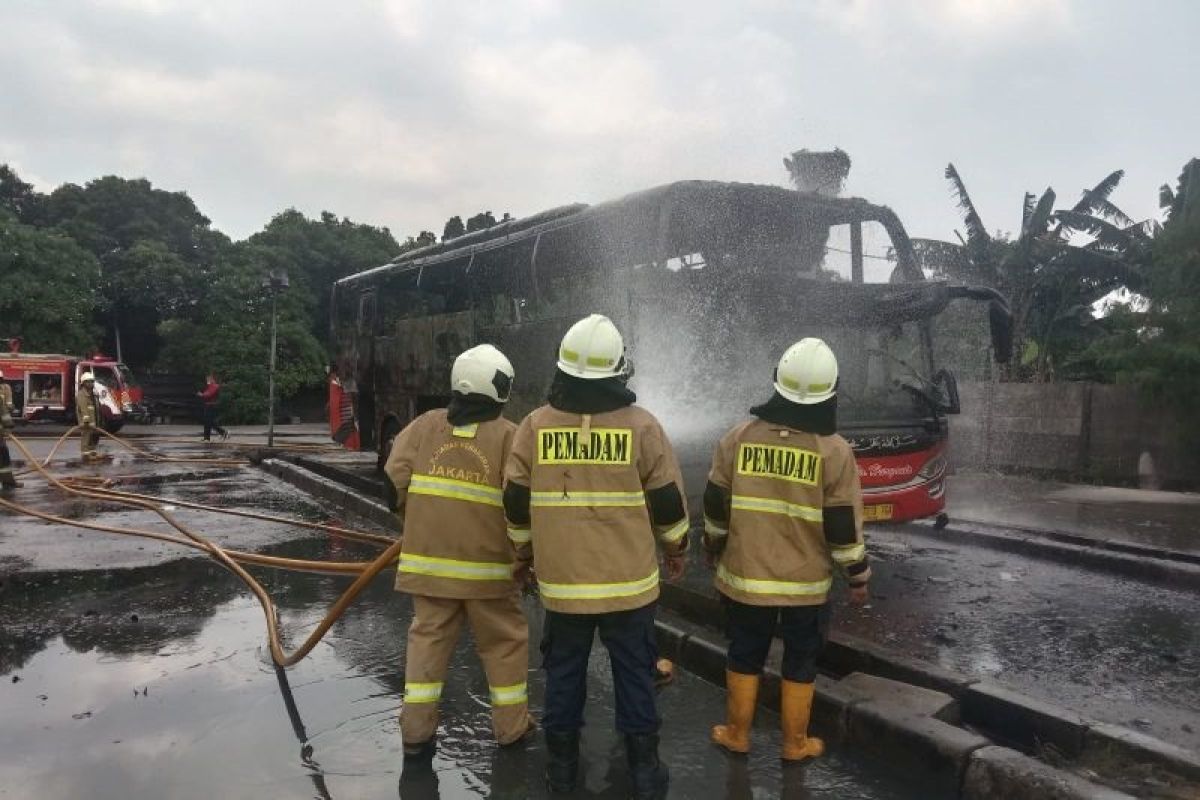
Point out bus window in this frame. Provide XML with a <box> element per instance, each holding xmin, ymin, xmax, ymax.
<box><xmin>821</xmin><ymin>221</ymin><xmax>902</xmax><ymax>284</ymax></box>
<box><xmin>471</xmin><ymin>243</ymin><xmax>534</xmax><ymax>329</ymax></box>
<box><xmin>358</xmin><ymin>290</ymin><xmax>376</xmax><ymax>335</ymax></box>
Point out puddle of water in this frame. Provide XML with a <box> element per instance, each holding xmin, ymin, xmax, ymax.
<box><xmin>1</xmin><ymin>556</ymin><xmax>942</xmax><ymax>800</ymax></box>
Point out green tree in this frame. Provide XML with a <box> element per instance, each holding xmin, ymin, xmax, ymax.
<box><xmin>156</xmin><ymin>241</ymin><xmax>326</xmax><ymax>423</ymax></box>
<box><xmin>38</xmin><ymin>175</ymin><xmax>226</xmax><ymax>369</ymax></box>
<box><xmin>784</xmin><ymin>148</ymin><xmax>851</xmax><ymax>196</ymax></box>
<box><xmin>242</xmin><ymin>209</ymin><xmax>399</xmax><ymax>347</ymax></box>
<box><xmin>1089</xmin><ymin>159</ymin><xmax>1200</xmax><ymax>413</ymax></box>
<box><xmin>0</xmin><ymin>209</ymin><xmax>103</xmax><ymax>352</ymax></box>
<box><xmin>466</xmin><ymin>210</ymin><xmax>497</xmax><ymax>233</ymax></box>
<box><xmin>914</xmin><ymin>165</ymin><xmax>1148</xmax><ymax>380</ymax></box>
<box><xmin>0</xmin><ymin>164</ymin><xmax>42</xmax><ymax>223</ymax></box>
<box><xmin>442</xmin><ymin>215</ymin><xmax>465</xmax><ymax>241</ymax></box>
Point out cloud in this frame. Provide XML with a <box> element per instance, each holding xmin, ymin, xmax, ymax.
<box><xmin>0</xmin><ymin>0</ymin><xmax>1189</xmax><ymax>247</ymax></box>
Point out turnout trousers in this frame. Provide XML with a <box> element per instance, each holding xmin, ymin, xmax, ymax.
<box><xmin>541</xmin><ymin>602</ymin><xmax>660</xmax><ymax>735</ymax></box>
<box><xmin>721</xmin><ymin>595</ymin><xmax>831</xmax><ymax>683</ymax></box>
<box><xmin>401</xmin><ymin>594</ymin><xmax>532</xmax><ymax>746</ymax></box>
<box><xmin>79</xmin><ymin>427</ymin><xmax>99</xmax><ymax>459</ymax></box>
<box><xmin>0</xmin><ymin>433</ymin><xmax>16</xmax><ymax>487</ymax></box>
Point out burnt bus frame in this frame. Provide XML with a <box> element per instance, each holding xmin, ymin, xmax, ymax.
<box><xmin>331</xmin><ymin>181</ymin><xmax>945</xmax><ymax>465</ymax></box>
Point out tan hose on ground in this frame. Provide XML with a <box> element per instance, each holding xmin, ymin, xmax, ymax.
<box><xmin>57</xmin><ymin>477</ymin><xmax>396</xmax><ymax>547</ymax></box>
<box><xmin>5</xmin><ymin>432</ymin><xmax>404</xmax><ymax>667</ymax></box>
<box><xmin>0</xmin><ymin>495</ymin><xmax>374</xmax><ymax>575</ymax></box>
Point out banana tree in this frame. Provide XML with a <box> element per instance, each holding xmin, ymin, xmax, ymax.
<box><xmin>913</xmin><ymin>165</ymin><xmax>1148</xmax><ymax>380</ymax></box>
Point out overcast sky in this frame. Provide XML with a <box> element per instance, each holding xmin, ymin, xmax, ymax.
<box><xmin>2</xmin><ymin>0</ymin><xmax>1195</xmax><ymax>247</ymax></box>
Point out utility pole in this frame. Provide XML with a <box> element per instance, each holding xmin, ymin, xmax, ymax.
<box><xmin>263</xmin><ymin>270</ymin><xmax>289</xmax><ymax>448</ymax></box>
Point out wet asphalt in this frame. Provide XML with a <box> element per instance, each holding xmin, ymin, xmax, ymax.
<box><xmin>0</xmin><ymin>439</ymin><xmax>937</xmax><ymax>799</ymax></box>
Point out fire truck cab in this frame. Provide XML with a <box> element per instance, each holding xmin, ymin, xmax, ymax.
<box><xmin>0</xmin><ymin>344</ymin><xmax>143</xmax><ymax>433</ymax></box>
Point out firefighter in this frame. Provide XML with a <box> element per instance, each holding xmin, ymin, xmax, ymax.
<box><xmin>0</xmin><ymin>369</ymin><xmax>21</xmax><ymax>490</ymax></box>
<box><xmin>76</xmin><ymin>372</ymin><xmax>101</xmax><ymax>461</ymax></box>
<box><xmin>704</xmin><ymin>338</ymin><xmax>870</xmax><ymax>761</ymax></box>
<box><xmin>384</xmin><ymin>344</ymin><xmax>535</xmax><ymax>766</ymax></box>
<box><xmin>503</xmin><ymin>314</ymin><xmax>689</xmax><ymax>800</ymax></box>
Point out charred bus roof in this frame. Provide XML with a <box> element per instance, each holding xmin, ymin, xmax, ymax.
<box><xmin>335</xmin><ymin>180</ymin><xmax>922</xmax><ymax>290</ymax></box>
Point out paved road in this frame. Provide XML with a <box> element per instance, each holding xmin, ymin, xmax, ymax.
<box><xmin>0</xmin><ymin>444</ymin><xmax>935</xmax><ymax>800</ymax></box>
<box><xmin>945</xmin><ymin>471</ymin><xmax>1200</xmax><ymax>556</ymax></box>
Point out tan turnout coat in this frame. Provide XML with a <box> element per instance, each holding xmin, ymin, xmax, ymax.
<box><xmin>385</xmin><ymin>410</ymin><xmax>519</xmax><ymax>599</ymax></box>
<box><xmin>505</xmin><ymin>404</ymin><xmax>689</xmax><ymax>614</ymax></box>
<box><xmin>707</xmin><ymin>419</ymin><xmax>869</xmax><ymax>607</ymax></box>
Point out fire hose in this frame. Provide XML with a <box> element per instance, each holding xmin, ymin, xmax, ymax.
<box><xmin>1</xmin><ymin>428</ymin><xmax>404</xmax><ymax>667</ymax></box>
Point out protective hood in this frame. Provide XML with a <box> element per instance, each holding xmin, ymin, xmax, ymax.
<box><xmin>446</xmin><ymin>392</ymin><xmax>505</xmax><ymax>426</ymax></box>
<box><xmin>547</xmin><ymin>369</ymin><xmax>636</xmax><ymax>414</ymax></box>
<box><xmin>749</xmin><ymin>391</ymin><xmax>837</xmax><ymax>436</ymax></box>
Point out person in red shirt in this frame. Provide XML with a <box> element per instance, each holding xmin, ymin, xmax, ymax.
<box><xmin>197</xmin><ymin>373</ymin><xmax>228</xmax><ymax>442</ymax></box>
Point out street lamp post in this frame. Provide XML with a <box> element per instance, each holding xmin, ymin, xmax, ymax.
<box><xmin>262</xmin><ymin>270</ymin><xmax>289</xmax><ymax>447</ymax></box>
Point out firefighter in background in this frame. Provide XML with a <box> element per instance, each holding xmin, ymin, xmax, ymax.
<box><xmin>704</xmin><ymin>338</ymin><xmax>870</xmax><ymax>761</ymax></box>
<box><xmin>504</xmin><ymin>314</ymin><xmax>689</xmax><ymax>800</ymax></box>
<box><xmin>76</xmin><ymin>372</ymin><xmax>101</xmax><ymax>461</ymax></box>
<box><xmin>384</xmin><ymin>344</ymin><xmax>535</xmax><ymax>766</ymax></box>
<box><xmin>0</xmin><ymin>369</ymin><xmax>21</xmax><ymax>490</ymax></box>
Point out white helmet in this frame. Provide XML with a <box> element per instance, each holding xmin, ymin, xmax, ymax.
<box><xmin>80</xmin><ymin>372</ymin><xmax>96</xmax><ymax>383</ymax></box>
<box><xmin>774</xmin><ymin>338</ymin><xmax>838</xmax><ymax>405</ymax></box>
<box><xmin>557</xmin><ymin>314</ymin><xmax>625</xmax><ymax>380</ymax></box>
<box><xmin>451</xmin><ymin>344</ymin><xmax>514</xmax><ymax>402</ymax></box>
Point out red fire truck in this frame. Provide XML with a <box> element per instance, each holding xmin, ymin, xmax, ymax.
<box><xmin>0</xmin><ymin>341</ymin><xmax>143</xmax><ymax>433</ymax></box>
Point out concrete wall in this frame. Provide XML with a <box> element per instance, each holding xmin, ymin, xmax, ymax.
<box><xmin>949</xmin><ymin>382</ymin><xmax>1198</xmax><ymax>489</ymax></box>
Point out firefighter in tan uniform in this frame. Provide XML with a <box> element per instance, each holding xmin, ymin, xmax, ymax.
<box><xmin>384</xmin><ymin>344</ymin><xmax>535</xmax><ymax>765</ymax></box>
<box><xmin>76</xmin><ymin>372</ymin><xmax>101</xmax><ymax>461</ymax></box>
<box><xmin>704</xmin><ymin>338</ymin><xmax>870</xmax><ymax>761</ymax></box>
<box><xmin>503</xmin><ymin>314</ymin><xmax>689</xmax><ymax>800</ymax></box>
<box><xmin>0</xmin><ymin>369</ymin><xmax>21</xmax><ymax>490</ymax></box>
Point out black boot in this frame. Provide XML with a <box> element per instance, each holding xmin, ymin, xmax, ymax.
<box><xmin>625</xmin><ymin>732</ymin><xmax>669</xmax><ymax>800</ymax></box>
<box><xmin>402</xmin><ymin>738</ymin><xmax>436</xmax><ymax>768</ymax></box>
<box><xmin>544</xmin><ymin>729</ymin><xmax>580</xmax><ymax>793</ymax></box>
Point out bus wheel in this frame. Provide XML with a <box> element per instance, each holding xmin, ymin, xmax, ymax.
<box><xmin>934</xmin><ymin>513</ymin><xmax>949</xmax><ymax>530</ymax></box>
<box><xmin>376</xmin><ymin>419</ymin><xmax>401</xmax><ymax>474</ymax></box>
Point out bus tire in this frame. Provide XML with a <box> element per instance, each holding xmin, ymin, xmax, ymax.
<box><xmin>376</xmin><ymin>418</ymin><xmax>401</xmax><ymax>474</ymax></box>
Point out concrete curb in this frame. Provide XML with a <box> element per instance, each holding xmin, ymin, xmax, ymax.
<box><xmin>258</xmin><ymin>458</ymin><xmax>398</xmax><ymax>533</ymax></box>
<box><xmin>899</xmin><ymin>520</ymin><xmax>1200</xmax><ymax>590</ymax></box>
<box><xmin>285</xmin><ymin>455</ymin><xmax>385</xmax><ymax>500</ymax></box>
<box><xmin>656</xmin><ymin>614</ymin><xmax>1132</xmax><ymax>799</ymax></box>
<box><xmin>962</xmin><ymin>746</ymin><xmax>1134</xmax><ymax>800</ymax></box>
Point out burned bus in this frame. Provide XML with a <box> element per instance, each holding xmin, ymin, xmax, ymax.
<box><xmin>331</xmin><ymin>180</ymin><xmax>1011</xmax><ymax>524</ymax></box>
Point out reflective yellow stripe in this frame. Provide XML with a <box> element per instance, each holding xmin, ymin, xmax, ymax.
<box><xmin>530</xmin><ymin>490</ymin><xmax>645</xmax><ymax>508</ymax></box>
<box><xmin>409</xmin><ymin>474</ymin><xmax>503</xmax><ymax>507</ymax></box>
<box><xmin>731</xmin><ymin>494</ymin><xmax>823</xmax><ymax>523</ymax></box>
<box><xmin>405</xmin><ymin>682</ymin><xmax>443</xmax><ymax>703</ymax></box>
<box><xmin>704</xmin><ymin>516</ymin><xmax>728</xmax><ymax>538</ymax></box>
<box><xmin>398</xmin><ymin>553</ymin><xmax>513</xmax><ymax>581</ymax></box>
<box><xmin>507</xmin><ymin>526</ymin><xmax>532</xmax><ymax>545</ymax></box>
<box><xmin>830</xmin><ymin>543</ymin><xmax>866</xmax><ymax>564</ymax></box>
<box><xmin>538</xmin><ymin>570</ymin><xmax>660</xmax><ymax>601</ymax></box>
<box><xmin>452</xmin><ymin>423</ymin><xmax>478</xmax><ymax>439</ymax></box>
<box><xmin>657</xmin><ymin>518</ymin><xmax>689</xmax><ymax>544</ymax></box>
<box><xmin>489</xmin><ymin>682</ymin><xmax>528</xmax><ymax>706</ymax></box>
<box><xmin>716</xmin><ymin>563</ymin><xmax>832</xmax><ymax>597</ymax></box>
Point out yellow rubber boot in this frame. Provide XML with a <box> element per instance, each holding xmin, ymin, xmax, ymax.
<box><xmin>711</xmin><ymin>670</ymin><xmax>760</xmax><ymax>754</ymax></box>
<box><xmin>780</xmin><ymin>680</ymin><xmax>825</xmax><ymax>762</ymax></box>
